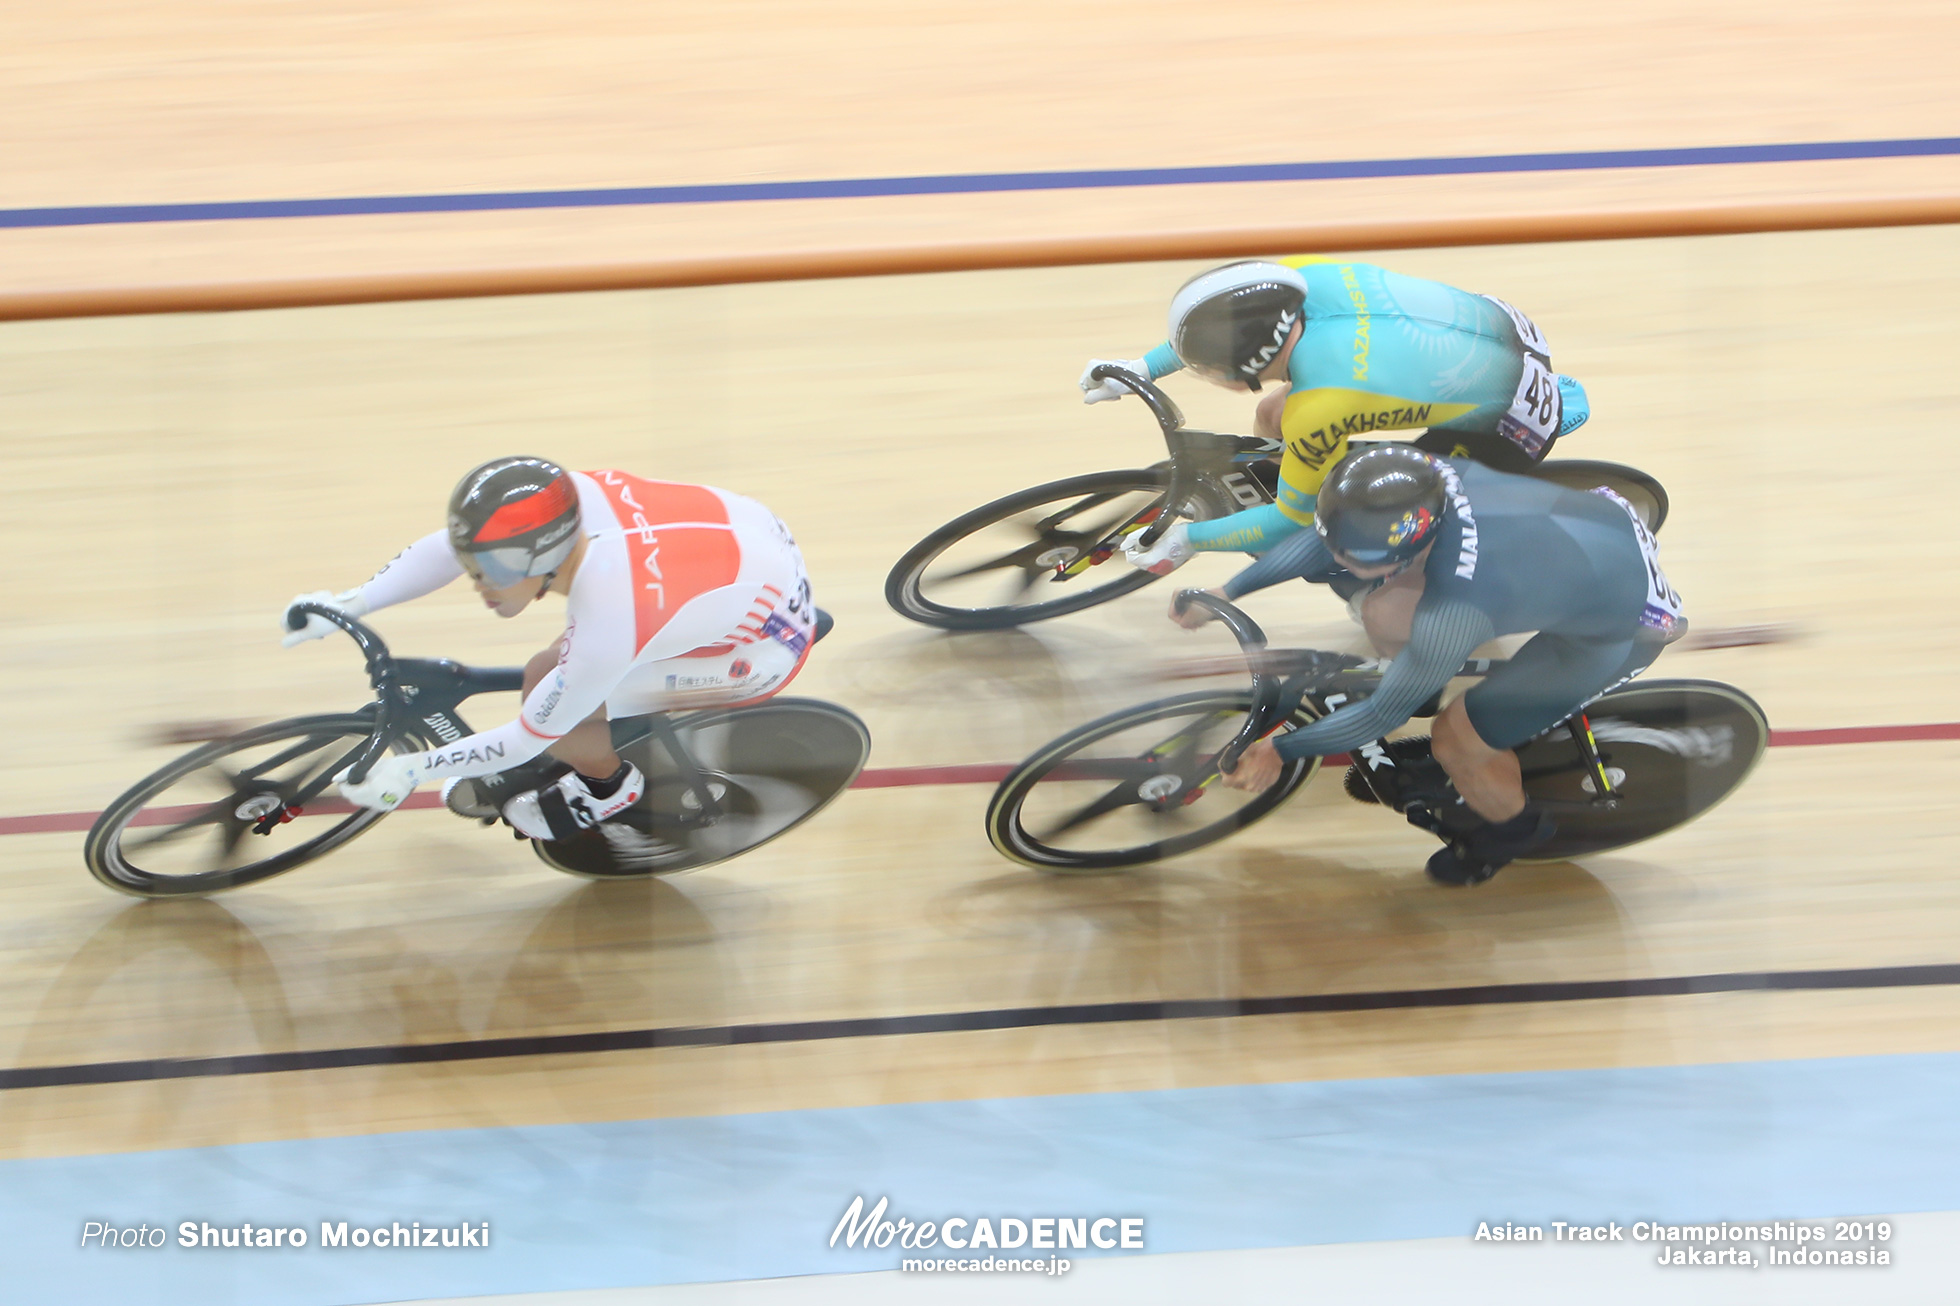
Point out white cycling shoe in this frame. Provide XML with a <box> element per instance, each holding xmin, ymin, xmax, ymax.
<box><xmin>501</xmin><ymin>764</ymin><xmax>645</xmax><ymax>842</ymax></box>
<box><xmin>441</xmin><ymin>775</ymin><xmax>500</xmax><ymax>819</ymax></box>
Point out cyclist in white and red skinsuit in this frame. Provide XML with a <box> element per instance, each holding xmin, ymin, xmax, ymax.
<box><xmin>282</xmin><ymin>457</ymin><xmax>816</xmax><ymax>844</ymax></box>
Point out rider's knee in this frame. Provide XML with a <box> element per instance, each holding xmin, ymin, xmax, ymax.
<box><xmin>1360</xmin><ymin>578</ymin><xmax>1419</xmax><ymax>655</ymax></box>
<box><xmin>1359</xmin><ymin>595</ymin><xmax>1398</xmax><ymax>654</ymax></box>
<box><xmin>1430</xmin><ymin>698</ymin><xmax>1489</xmax><ymax>763</ymax></box>
<box><xmin>1556</xmin><ymin>374</ymin><xmax>1590</xmax><ymax>438</ymax></box>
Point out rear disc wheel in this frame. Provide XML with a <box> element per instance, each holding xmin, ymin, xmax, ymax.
<box><xmin>533</xmin><ymin>699</ymin><xmax>871</xmax><ymax>877</ymax></box>
<box><xmin>1516</xmin><ymin>680</ymin><xmax>1767</xmax><ymax>860</ymax></box>
<box><xmin>1526</xmin><ymin>459</ymin><xmax>1670</xmax><ymax>533</ymax></box>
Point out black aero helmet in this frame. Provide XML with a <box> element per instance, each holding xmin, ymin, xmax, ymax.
<box><xmin>1314</xmin><ymin>445</ymin><xmax>1449</xmax><ymax>567</ymax></box>
<box><xmin>447</xmin><ymin>456</ymin><xmax>583</xmax><ymax>588</ymax></box>
<box><xmin>1167</xmin><ymin>260</ymin><xmax>1310</xmax><ymax>391</ymax></box>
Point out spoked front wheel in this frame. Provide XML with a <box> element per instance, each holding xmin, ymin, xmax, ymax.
<box><xmin>885</xmin><ymin>469</ymin><xmax>1227</xmax><ymax>630</ymax></box>
<box><xmin>84</xmin><ymin>713</ymin><xmax>409</xmax><ymax>898</ymax></box>
<box><xmin>533</xmin><ymin>698</ymin><xmax>871</xmax><ymax>878</ymax></box>
<box><xmin>1516</xmin><ymin>679</ymin><xmax>1767</xmax><ymax>861</ymax></box>
<box><xmin>987</xmin><ymin>690</ymin><xmax>1322</xmax><ymax>871</ymax></box>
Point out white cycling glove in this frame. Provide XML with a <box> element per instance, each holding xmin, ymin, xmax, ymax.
<box><xmin>1123</xmin><ymin>521</ymin><xmax>1194</xmax><ymax>576</ymax></box>
<box><xmin>1078</xmin><ymin>357</ymin><xmax>1152</xmax><ymax>404</ymax></box>
<box><xmin>281</xmin><ymin>587</ymin><xmax>371</xmax><ymax>648</ymax></box>
<box><xmin>335</xmin><ymin>754</ymin><xmax>419</xmax><ymax>812</ymax></box>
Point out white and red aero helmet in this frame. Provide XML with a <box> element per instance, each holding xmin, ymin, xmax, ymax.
<box><xmin>447</xmin><ymin>456</ymin><xmax>583</xmax><ymax>587</ymax></box>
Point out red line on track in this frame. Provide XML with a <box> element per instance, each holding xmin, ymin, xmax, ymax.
<box><xmin>850</xmin><ymin>763</ymin><xmax>1014</xmax><ymax>789</ymax></box>
<box><xmin>5</xmin><ymin>724</ymin><xmax>1954</xmax><ymax>839</ymax></box>
<box><xmin>1766</xmin><ymin>722</ymin><xmax>1960</xmax><ymax>747</ymax></box>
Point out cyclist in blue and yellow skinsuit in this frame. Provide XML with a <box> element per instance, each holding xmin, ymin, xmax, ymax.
<box><xmin>1077</xmin><ymin>258</ymin><xmax>1592</xmax><ymax>573</ymax></box>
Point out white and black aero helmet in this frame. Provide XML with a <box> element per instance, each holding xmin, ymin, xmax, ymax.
<box><xmin>447</xmin><ymin>456</ymin><xmax>583</xmax><ymax>588</ymax></box>
<box><xmin>1167</xmin><ymin>260</ymin><xmax>1310</xmax><ymax>391</ymax></box>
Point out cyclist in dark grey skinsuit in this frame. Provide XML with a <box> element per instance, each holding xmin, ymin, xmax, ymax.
<box><xmin>1186</xmin><ymin>445</ymin><xmax>1683</xmax><ymax>885</ymax></box>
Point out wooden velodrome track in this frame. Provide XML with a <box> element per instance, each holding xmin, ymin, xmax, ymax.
<box><xmin>2</xmin><ymin>2</ymin><xmax>1960</xmax><ymax>1298</ymax></box>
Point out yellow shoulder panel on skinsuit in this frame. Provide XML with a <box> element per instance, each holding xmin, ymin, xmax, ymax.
<box><xmin>1273</xmin><ymin>388</ymin><xmax>1479</xmax><ymax>526</ymax></box>
<box><xmin>1281</xmin><ymin>387</ymin><xmax>1479</xmax><ymax>465</ymax></box>
<box><xmin>1274</xmin><ymin>442</ymin><xmax>1339</xmax><ymax>526</ymax></box>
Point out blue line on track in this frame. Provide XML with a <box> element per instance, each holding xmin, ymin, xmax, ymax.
<box><xmin>8</xmin><ymin>1051</ymin><xmax>1960</xmax><ymax>1303</ymax></box>
<box><xmin>6</xmin><ymin>136</ymin><xmax>1959</xmax><ymax>230</ymax></box>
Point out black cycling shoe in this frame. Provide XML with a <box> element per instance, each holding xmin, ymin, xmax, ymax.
<box><xmin>1426</xmin><ymin>842</ymin><xmax>1499</xmax><ymax>887</ymax></box>
<box><xmin>1425</xmin><ymin>803</ymin><xmax>1556</xmax><ymax>887</ymax></box>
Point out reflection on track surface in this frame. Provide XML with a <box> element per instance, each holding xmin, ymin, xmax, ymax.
<box><xmin>4</xmin><ymin>232</ymin><xmax>1960</xmax><ymax>1175</ymax></box>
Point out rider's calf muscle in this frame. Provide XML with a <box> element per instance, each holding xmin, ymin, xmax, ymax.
<box><xmin>1432</xmin><ymin>700</ymin><xmax>1527</xmax><ymax>822</ymax></box>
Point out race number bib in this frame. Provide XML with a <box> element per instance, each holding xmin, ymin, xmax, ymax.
<box><xmin>1481</xmin><ymin>294</ymin><xmax>1562</xmax><ymax>458</ymax></box>
<box><xmin>1591</xmin><ymin>487</ymin><xmax>1685</xmax><ymax>635</ymax></box>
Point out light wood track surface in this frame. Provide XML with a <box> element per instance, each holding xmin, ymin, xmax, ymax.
<box><xmin>2</xmin><ymin>226</ymin><xmax>1958</xmax><ymax>1157</ymax></box>
<box><xmin>3</xmin><ymin>2</ymin><xmax>1959</xmax><ymax>298</ymax></box>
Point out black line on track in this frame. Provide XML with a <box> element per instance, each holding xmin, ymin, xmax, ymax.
<box><xmin>8</xmin><ymin>963</ymin><xmax>1958</xmax><ymax>1091</ymax></box>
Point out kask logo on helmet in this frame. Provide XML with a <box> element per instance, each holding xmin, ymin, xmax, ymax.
<box><xmin>534</xmin><ymin>517</ymin><xmax>578</xmax><ymax>548</ymax></box>
<box><xmin>1241</xmin><ymin>309</ymin><xmax>1300</xmax><ymax>376</ymax></box>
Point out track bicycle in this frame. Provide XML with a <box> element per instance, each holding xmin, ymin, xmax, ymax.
<box><xmin>985</xmin><ymin>591</ymin><xmax>1765</xmax><ymax>872</ymax></box>
<box><xmin>886</xmin><ymin>365</ymin><xmax>1671</xmax><ymax>631</ymax></box>
<box><xmin>83</xmin><ymin>603</ymin><xmax>870</xmax><ymax>897</ymax></box>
